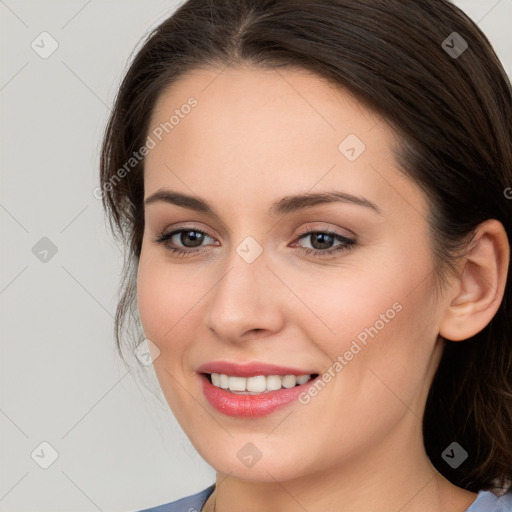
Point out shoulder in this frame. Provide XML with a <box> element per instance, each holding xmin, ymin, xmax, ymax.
<box><xmin>137</xmin><ymin>483</ymin><xmax>216</xmax><ymax>512</ymax></box>
<box><xmin>136</xmin><ymin>485</ymin><xmax>512</xmax><ymax>512</ymax></box>
<box><xmin>465</xmin><ymin>489</ymin><xmax>512</xmax><ymax>511</ymax></box>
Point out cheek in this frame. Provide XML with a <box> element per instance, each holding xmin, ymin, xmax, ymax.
<box><xmin>283</xmin><ymin>265</ymin><xmax>418</xmax><ymax>357</ymax></box>
<box><xmin>137</xmin><ymin>259</ymin><xmax>170</xmax><ymax>344</ymax></box>
<box><xmin>289</xmin><ymin>244</ymin><xmax>438</xmax><ymax>402</ymax></box>
<box><xmin>327</xmin><ymin>242</ymin><xmax>435</xmax><ymax>352</ymax></box>
<box><xmin>136</xmin><ymin>253</ymin><xmax>198</xmax><ymax>354</ymax></box>
<box><xmin>136</xmin><ymin>254</ymin><xmax>200</xmax><ymax>414</ymax></box>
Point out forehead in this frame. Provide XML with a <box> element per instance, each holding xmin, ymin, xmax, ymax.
<box><xmin>148</xmin><ymin>65</ymin><xmax>380</xmax><ymax>152</ymax></box>
<box><xmin>143</xmin><ymin>66</ymin><xmax>426</xmax><ymax>220</ymax></box>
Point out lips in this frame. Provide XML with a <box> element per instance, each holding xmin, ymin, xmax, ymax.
<box><xmin>196</xmin><ymin>361</ymin><xmax>320</xmax><ymax>417</ymax></box>
<box><xmin>196</xmin><ymin>361</ymin><xmax>318</xmax><ymax>377</ymax></box>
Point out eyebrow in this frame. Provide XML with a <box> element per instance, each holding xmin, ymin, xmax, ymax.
<box><xmin>144</xmin><ymin>189</ymin><xmax>382</xmax><ymax>216</ymax></box>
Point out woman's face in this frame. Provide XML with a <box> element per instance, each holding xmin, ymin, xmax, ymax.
<box><xmin>137</xmin><ymin>66</ymin><xmax>452</xmax><ymax>482</ymax></box>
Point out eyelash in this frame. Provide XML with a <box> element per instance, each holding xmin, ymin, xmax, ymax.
<box><xmin>153</xmin><ymin>226</ymin><xmax>356</xmax><ymax>258</ymax></box>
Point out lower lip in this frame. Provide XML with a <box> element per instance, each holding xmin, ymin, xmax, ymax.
<box><xmin>200</xmin><ymin>374</ymin><xmax>318</xmax><ymax>417</ymax></box>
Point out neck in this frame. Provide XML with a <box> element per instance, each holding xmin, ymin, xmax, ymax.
<box><xmin>205</xmin><ymin>413</ymin><xmax>477</xmax><ymax>512</ymax></box>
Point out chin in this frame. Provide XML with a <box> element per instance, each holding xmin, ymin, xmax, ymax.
<box><xmin>193</xmin><ymin>437</ymin><xmax>319</xmax><ymax>483</ymax></box>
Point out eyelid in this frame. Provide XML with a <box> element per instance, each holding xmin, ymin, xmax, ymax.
<box><xmin>158</xmin><ymin>223</ymin><xmax>217</xmax><ymax>241</ymax></box>
<box><xmin>294</xmin><ymin>224</ymin><xmax>355</xmax><ymax>240</ymax></box>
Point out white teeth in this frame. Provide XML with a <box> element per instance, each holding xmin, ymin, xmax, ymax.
<box><xmin>246</xmin><ymin>375</ymin><xmax>267</xmax><ymax>392</ymax></box>
<box><xmin>296</xmin><ymin>374</ymin><xmax>310</xmax><ymax>385</ymax></box>
<box><xmin>228</xmin><ymin>376</ymin><xmax>246</xmax><ymax>392</ymax></box>
<box><xmin>209</xmin><ymin>373</ymin><xmax>314</xmax><ymax>393</ymax></box>
<box><xmin>219</xmin><ymin>374</ymin><xmax>229</xmax><ymax>389</ymax></box>
<box><xmin>211</xmin><ymin>373</ymin><xmax>220</xmax><ymax>387</ymax></box>
<box><xmin>281</xmin><ymin>375</ymin><xmax>297</xmax><ymax>388</ymax></box>
<box><xmin>266</xmin><ymin>375</ymin><xmax>282</xmax><ymax>391</ymax></box>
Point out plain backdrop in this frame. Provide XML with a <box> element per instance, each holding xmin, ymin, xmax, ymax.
<box><xmin>1</xmin><ymin>1</ymin><xmax>511</xmax><ymax>511</ymax></box>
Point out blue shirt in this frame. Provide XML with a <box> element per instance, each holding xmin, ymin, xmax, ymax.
<box><xmin>138</xmin><ymin>484</ymin><xmax>512</xmax><ymax>511</ymax></box>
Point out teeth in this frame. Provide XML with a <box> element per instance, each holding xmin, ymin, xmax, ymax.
<box><xmin>209</xmin><ymin>373</ymin><xmax>314</xmax><ymax>393</ymax></box>
<box><xmin>246</xmin><ymin>375</ymin><xmax>267</xmax><ymax>392</ymax></box>
<box><xmin>228</xmin><ymin>376</ymin><xmax>246</xmax><ymax>392</ymax></box>
<box><xmin>296</xmin><ymin>374</ymin><xmax>310</xmax><ymax>385</ymax></box>
<box><xmin>219</xmin><ymin>374</ymin><xmax>229</xmax><ymax>389</ymax></box>
<box><xmin>211</xmin><ymin>373</ymin><xmax>220</xmax><ymax>387</ymax></box>
<box><xmin>266</xmin><ymin>375</ymin><xmax>282</xmax><ymax>391</ymax></box>
<box><xmin>282</xmin><ymin>375</ymin><xmax>296</xmax><ymax>388</ymax></box>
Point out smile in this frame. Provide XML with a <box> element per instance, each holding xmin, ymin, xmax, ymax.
<box><xmin>208</xmin><ymin>373</ymin><xmax>315</xmax><ymax>394</ymax></box>
<box><xmin>196</xmin><ymin>361</ymin><xmax>320</xmax><ymax>417</ymax></box>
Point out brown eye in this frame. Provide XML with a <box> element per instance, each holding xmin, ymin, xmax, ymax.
<box><xmin>308</xmin><ymin>232</ymin><xmax>335</xmax><ymax>250</ymax></box>
<box><xmin>153</xmin><ymin>228</ymin><xmax>216</xmax><ymax>255</ymax></box>
<box><xmin>295</xmin><ymin>230</ymin><xmax>355</xmax><ymax>255</ymax></box>
<box><xmin>178</xmin><ymin>230</ymin><xmax>205</xmax><ymax>248</ymax></box>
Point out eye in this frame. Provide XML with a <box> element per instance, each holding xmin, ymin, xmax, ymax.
<box><xmin>292</xmin><ymin>229</ymin><xmax>356</xmax><ymax>256</ymax></box>
<box><xmin>153</xmin><ymin>227</ymin><xmax>217</xmax><ymax>256</ymax></box>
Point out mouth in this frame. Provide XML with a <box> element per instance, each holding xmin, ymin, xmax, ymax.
<box><xmin>198</xmin><ymin>369</ymin><xmax>321</xmax><ymax>417</ymax></box>
<box><xmin>196</xmin><ymin>361</ymin><xmax>321</xmax><ymax>417</ymax></box>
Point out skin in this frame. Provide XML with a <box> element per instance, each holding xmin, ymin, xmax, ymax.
<box><xmin>136</xmin><ymin>66</ymin><xmax>509</xmax><ymax>512</ymax></box>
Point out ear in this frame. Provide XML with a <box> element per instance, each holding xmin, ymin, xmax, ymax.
<box><xmin>439</xmin><ymin>219</ymin><xmax>510</xmax><ymax>342</ymax></box>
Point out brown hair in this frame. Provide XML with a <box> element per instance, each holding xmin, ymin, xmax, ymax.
<box><xmin>99</xmin><ymin>0</ymin><xmax>512</xmax><ymax>494</ymax></box>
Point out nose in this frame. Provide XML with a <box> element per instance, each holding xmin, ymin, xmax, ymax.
<box><xmin>204</xmin><ymin>246</ymin><xmax>285</xmax><ymax>343</ymax></box>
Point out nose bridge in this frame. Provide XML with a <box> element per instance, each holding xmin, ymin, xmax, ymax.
<box><xmin>204</xmin><ymin>241</ymin><xmax>283</xmax><ymax>340</ymax></box>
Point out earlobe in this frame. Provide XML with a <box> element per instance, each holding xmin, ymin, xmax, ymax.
<box><xmin>439</xmin><ymin>219</ymin><xmax>510</xmax><ymax>342</ymax></box>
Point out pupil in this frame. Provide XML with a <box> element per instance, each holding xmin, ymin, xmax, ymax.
<box><xmin>311</xmin><ymin>233</ymin><xmax>333</xmax><ymax>250</ymax></box>
<box><xmin>182</xmin><ymin>230</ymin><xmax>204</xmax><ymax>247</ymax></box>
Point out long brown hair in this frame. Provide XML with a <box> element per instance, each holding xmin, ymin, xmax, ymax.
<box><xmin>99</xmin><ymin>0</ymin><xmax>512</xmax><ymax>494</ymax></box>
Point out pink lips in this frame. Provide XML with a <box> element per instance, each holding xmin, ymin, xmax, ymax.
<box><xmin>197</xmin><ymin>361</ymin><xmax>319</xmax><ymax>418</ymax></box>
<box><xmin>196</xmin><ymin>361</ymin><xmax>317</xmax><ymax>377</ymax></box>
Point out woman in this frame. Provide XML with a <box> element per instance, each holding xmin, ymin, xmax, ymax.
<box><xmin>99</xmin><ymin>1</ymin><xmax>512</xmax><ymax>510</ymax></box>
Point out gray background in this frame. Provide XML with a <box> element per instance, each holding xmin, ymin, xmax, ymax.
<box><xmin>0</xmin><ymin>1</ymin><xmax>510</xmax><ymax>511</ymax></box>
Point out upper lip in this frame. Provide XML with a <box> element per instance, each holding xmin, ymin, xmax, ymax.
<box><xmin>196</xmin><ymin>361</ymin><xmax>318</xmax><ymax>377</ymax></box>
